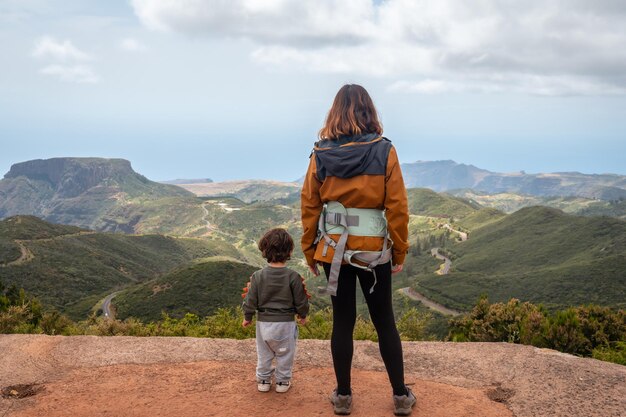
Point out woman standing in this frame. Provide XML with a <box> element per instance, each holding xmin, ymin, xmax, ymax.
<box><xmin>301</xmin><ymin>84</ymin><xmax>415</xmax><ymax>416</ymax></box>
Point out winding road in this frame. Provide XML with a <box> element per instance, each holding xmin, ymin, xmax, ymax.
<box><xmin>200</xmin><ymin>201</ymin><xmax>259</xmax><ymax>246</ymax></box>
<box><xmin>101</xmin><ymin>291</ymin><xmax>121</xmax><ymax>319</ymax></box>
<box><xmin>431</xmin><ymin>247</ymin><xmax>452</xmax><ymax>275</ymax></box>
<box><xmin>400</xmin><ymin>287</ymin><xmax>462</xmax><ymax>316</ymax></box>
<box><xmin>442</xmin><ymin>223</ymin><xmax>468</xmax><ymax>241</ymax></box>
<box><xmin>430</xmin><ymin>224</ymin><xmax>468</xmax><ymax>275</ymax></box>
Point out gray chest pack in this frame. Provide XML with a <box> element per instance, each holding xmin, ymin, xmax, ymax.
<box><xmin>316</xmin><ymin>201</ymin><xmax>393</xmax><ymax>296</ymax></box>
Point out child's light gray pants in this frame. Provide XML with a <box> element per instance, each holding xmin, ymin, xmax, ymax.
<box><xmin>256</xmin><ymin>321</ymin><xmax>298</xmax><ymax>383</ymax></box>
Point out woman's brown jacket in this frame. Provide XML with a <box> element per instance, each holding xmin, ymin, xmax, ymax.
<box><xmin>300</xmin><ymin>133</ymin><xmax>409</xmax><ymax>268</ymax></box>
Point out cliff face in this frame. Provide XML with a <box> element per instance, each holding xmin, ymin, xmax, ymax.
<box><xmin>0</xmin><ymin>157</ymin><xmax>195</xmax><ymax>233</ymax></box>
<box><xmin>4</xmin><ymin>158</ymin><xmax>138</xmax><ymax>198</ymax></box>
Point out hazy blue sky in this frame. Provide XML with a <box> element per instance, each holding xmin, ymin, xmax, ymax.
<box><xmin>1</xmin><ymin>0</ymin><xmax>625</xmax><ymax>182</ymax></box>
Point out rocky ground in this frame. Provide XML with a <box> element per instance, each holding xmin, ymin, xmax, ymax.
<box><xmin>1</xmin><ymin>335</ymin><xmax>624</xmax><ymax>417</ymax></box>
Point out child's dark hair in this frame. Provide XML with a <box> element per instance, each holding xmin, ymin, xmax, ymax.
<box><xmin>258</xmin><ymin>228</ymin><xmax>294</xmax><ymax>263</ymax></box>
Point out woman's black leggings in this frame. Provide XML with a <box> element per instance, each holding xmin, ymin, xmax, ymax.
<box><xmin>323</xmin><ymin>262</ymin><xmax>406</xmax><ymax>396</ymax></box>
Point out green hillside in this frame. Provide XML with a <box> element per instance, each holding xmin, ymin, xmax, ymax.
<box><xmin>456</xmin><ymin>207</ymin><xmax>506</xmax><ymax>230</ymax></box>
<box><xmin>201</xmin><ymin>198</ymin><xmax>304</xmax><ymax>268</ymax></box>
<box><xmin>407</xmin><ymin>188</ymin><xmax>480</xmax><ymax>219</ymax></box>
<box><xmin>114</xmin><ymin>259</ymin><xmax>257</xmax><ymax>322</ymax></box>
<box><xmin>0</xmin><ymin>216</ymin><xmax>243</xmax><ymax>319</ymax></box>
<box><xmin>415</xmin><ymin>206</ymin><xmax>626</xmax><ymax>310</ymax></box>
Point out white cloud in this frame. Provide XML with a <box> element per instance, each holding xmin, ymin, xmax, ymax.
<box><xmin>131</xmin><ymin>0</ymin><xmax>376</xmax><ymax>45</ymax></box>
<box><xmin>388</xmin><ymin>76</ymin><xmax>626</xmax><ymax>96</ymax></box>
<box><xmin>32</xmin><ymin>36</ymin><xmax>100</xmax><ymax>84</ymax></box>
<box><xmin>121</xmin><ymin>38</ymin><xmax>148</xmax><ymax>52</ymax></box>
<box><xmin>32</xmin><ymin>36</ymin><xmax>92</xmax><ymax>61</ymax></box>
<box><xmin>39</xmin><ymin>65</ymin><xmax>100</xmax><ymax>84</ymax></box>
<box><xmin>131</xmin><ymin>0</ymin><xmax>626</xmax><ymax>95</ymax></box>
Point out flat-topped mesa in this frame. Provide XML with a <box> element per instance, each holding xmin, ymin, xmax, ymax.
<box><xmin>4</xmin><ymin>157</ymin><xmax>141</xmax><ymax>198</ymax></box>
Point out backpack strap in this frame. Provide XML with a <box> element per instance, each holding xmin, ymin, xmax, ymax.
<box><xmin>317</xmin><ymin>201</ymin><xmax>392</xmax><ymax>296</ymax></box>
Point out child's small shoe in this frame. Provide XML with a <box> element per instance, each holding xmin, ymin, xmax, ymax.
<box><xmin>257</xmin><ymin>380</ymin><xmax>271</xmax><ymax>392</ymax></box>
<box><xmin>275</xmin><ymin>381</ymin><xmax>291</xmax><ymax>393</ymax></box>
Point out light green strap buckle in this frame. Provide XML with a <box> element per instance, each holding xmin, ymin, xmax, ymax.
<box><xmin>324</xmin><ymin>201</ymin><xmax>387</xmax><ymax>237</ymax></box>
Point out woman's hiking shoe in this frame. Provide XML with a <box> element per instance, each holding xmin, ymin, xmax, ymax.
<box><xmin>275</xmin><ymin>381</ymin><xmax>291</xmax><ymax>393</ymax></box>
<box><xmin>257</xmin><ymin>380</ymin><xmax>271</xmax><ymax>392</ymax></box>
<box><xmin>329</xmin><ymin>389</ymin><xmax>352</xmax><ymax>415</ymax></box>
<box><xmin>393</xmin><ymin>387</ymin><xmax>416</xmax><ymax>416</ymax></box>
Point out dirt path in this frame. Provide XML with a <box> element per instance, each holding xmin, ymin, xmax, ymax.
<box><xmin>1</xmin><ymin>335</ymin><xmax>624</xmax><ymax>417</ymax></box>
<box><xmin>0</xmin><ymin>241</ymin><xmax>34</xmax><ymax>267</ymax></box>
<box><xmin>431</xmin><ymin>247</ymin><xmax>452</xmax><ymax>275</ymax></box>
<box><xmin>199</xmin><ymin>201</ymin><xmax>256</xmax><ymax>246</ymax></box>
<box><xmin>200</xmin><ymin>201</ymin><xmax>215</xmax><ymax>234</ymax></box>
<box><xmin>400</xmin><ymin>287</ymin><xmax>462</xmax><ymax>316</ymax></box>
<box><xmin>442</xmin><ymin>223</ymin><xmax>468</xmax><ymax>241</ymax></box>
<box><xmin>1</xmin><ymin>232</ymin><xmax>97</xmax><ymax>268</ymax></box>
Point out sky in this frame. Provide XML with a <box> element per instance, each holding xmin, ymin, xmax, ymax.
<box><xmin>1</xmin><ymin>0</ymin><xmax>625</xmax><ymax>182</ymax></box>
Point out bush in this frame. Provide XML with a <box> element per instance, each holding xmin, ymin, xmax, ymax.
<box><xmin>592</xmin><ymin>342</ymin><xmax>626</xmax><ymax>365</ymax></box>
<box><xmin>449</xmin><ymin>297</ymin><xmax>626</xmax><ymax>364</ymax></box>
<box><xmin>397</xmin><ymin>308</ymin><xmax>431</xmax><ymax>341</ymax></box>
<box><xmin>449</xmin><ymin>297</ymin><xmax>547</xmax><ymax>344</ymax></box>
<box><xmin>543</xmin><ymin>309</ymin><xmax>589</xmax><ymax>354</ymax></box>
<box><xmin>0</xmin><ymin>305</ymin><xmax>35</xmax><ymax>333</ymax></box>
<box><xmin>299</xmin><ymin>308</ymin><xmax>333</xmax><ymax>340</ymax></box>
<box><xmin>40</xmin><ymin>311</ymin><xmax>73</xmax><ymax>335</ymax></box>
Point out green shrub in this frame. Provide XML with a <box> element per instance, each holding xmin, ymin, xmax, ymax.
<box><xmin>449</xmin><ymin>297</ymin><xmax>546</xmax><ymax>344</ymax></box>
<box><xmin>0</xmin><ymin>305</ymin><xmax>34</xmax><ymax>333</ymax></box>
<box><xmin>592</xmin><ymin>342</ymin><xmax>626</xmax><ymax>365</ymax></box>
<box><xmin>397</xmin><ymin>308</ymin><xmax>431</xmax><ymax>341</ymax></box>
<box><xmin>449</xmin><ymin>297</ymin><xmax>625</xmax><ymax>364</ymax></box>
<box><xmin>299</xmin><ymin>308</ymin><xmax>333</xmax><ymax>340</ymax></box>
<box><xmin>40</xmin><ymin>311</ymin><xmax>73</xmax><ymax>335</ymax></box>
<box><xmin>543</xmin><ymin>309</ymin><xmax>589</xmax><ymax>355</ymax></box>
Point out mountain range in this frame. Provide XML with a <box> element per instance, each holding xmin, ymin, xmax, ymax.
<box><xmin>171</xmin><ymin>160</ymin><xmax>626</xmax><ymax>203</ymax></box>
<box><xmin>1</xmin><ymin>157</ymin><xmax>624</xmax><ymax>320</ymax></box>
<box><xmin>401</xmin><ymin>160</ymin><xmax>626</xmax><ymax>200</ymax></box>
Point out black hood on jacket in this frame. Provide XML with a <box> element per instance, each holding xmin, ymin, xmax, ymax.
<box><xmin>314</xmin><ymin>133</ymin><xmax>392</xmax><ymax>181</ymax></box>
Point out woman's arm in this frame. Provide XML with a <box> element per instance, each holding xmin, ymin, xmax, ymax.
<box><xmin>300</xmin><ymin>155</ymin><xmax>323</xmax><ymax>268</ymax></box>
<box><xmin>384</xmin><ymin>146</ymin><xmax>409</xmax><ymax>266</ymax></box>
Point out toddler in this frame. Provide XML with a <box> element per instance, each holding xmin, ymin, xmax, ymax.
<box><xmin>242</xmin><ymin>228</ymin><xmax>310</xmax><ymax>393</ymax></box>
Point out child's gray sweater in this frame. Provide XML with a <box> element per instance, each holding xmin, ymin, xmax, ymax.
<box><xmin>242</xmin><ymin>266</ymin><xmax>310</xmax><ymax>322</ymax></box>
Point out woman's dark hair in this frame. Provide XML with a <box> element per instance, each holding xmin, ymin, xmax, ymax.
<box><xmin>258</xmin><ymin>228</ymin><xmax>294</xmax><ymax>263</ymax></box>
<box><xmin>319</xmin><ymin>84</ymin><xmax>383</xmax><ymax>140</ymax></box>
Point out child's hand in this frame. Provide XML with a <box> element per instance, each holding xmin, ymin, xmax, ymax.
<box><xmin>297</xmin><ymin>316</ymin><xmax>308</xmax><ymax>325</ymax></box>
<box><xmin>242</xmin><ymin>319</ymin><xmax>252</xmax><ymax>327</ymax></box>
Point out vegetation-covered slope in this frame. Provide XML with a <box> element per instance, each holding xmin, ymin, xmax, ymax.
<box><xmin>416</xmin><ymin>207</ymin><xmax>626</xmax><ymax>310</ymax></box>
<box><xmin>114</xmin><ymin>259</ymin><xmax>257</xmax><ymax>322</ymax></box>
<box><xmin>407</xmin><ymin>188</ymin><xmax>480</xmax><ymax>219</ymax></box>
<box><xmin>0</xmin><ymin>216</ymin><xmax>243</xmax><ymax>319</ymax></box>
